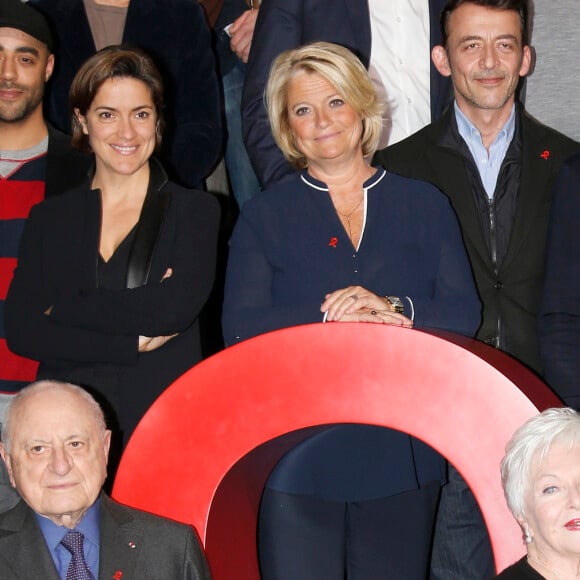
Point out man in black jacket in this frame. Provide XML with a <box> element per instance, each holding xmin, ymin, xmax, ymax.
<box><xmin>375</xmin><ymin>0</ymin><xmax>580</xmax><ymax>578</ymax></box>
<box><xmin>0</xmin><ymin>0</ymin><xmax>90</xmax><ymax>512</ymax></box>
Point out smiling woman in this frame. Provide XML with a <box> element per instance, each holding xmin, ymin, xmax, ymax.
<box><xmin>73</xmin><ymin>74</ymin><xmax>159</xmax><ymax>262</ymax></box>
<box><xmin>222</xmin><ymin>41</ymin><xmax>481</xmax><ymax>579</ymax></box>
<box><xmin>5</xmin><ymin>47</ymin><xmax>220</xmax><ymax>472</ymax></box>
<box><xmin>75</xmin><ymin>77</ymin><xmax>157</xmax><ymax>184</ymax></box>
<box><xmin>497</xmin><ymin>408</ymin><xmax>580</xmax><ymax>579</ymax></box>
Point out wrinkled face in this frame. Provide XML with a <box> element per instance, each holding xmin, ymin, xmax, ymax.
<box><xmin>286</xmin><ymin>70</ymin><xmax>363</xmax><ymax>170</ymax></box>
<box><xmin>75</xmin><ymin>76</ymin><xmax>157</xmax><ymax>180</ymax></box>
<box><xmin>0</xmin><ymin>388</ymin><xmax>110</xmax><ymax>528</ymax></box>
<box><xmin>0</xmin><ymin>27</ymin><xmax>53</xmax><ymax>123</ymax></box>
<box><xmin>433</xmin><ymin>4</ymin><xmax>530</xmax><ymax>117</ymax></box>
<box><xmin>519</xmin><ymin>441</ymin><xmax>580</xmax><ymax>562</ymax></box>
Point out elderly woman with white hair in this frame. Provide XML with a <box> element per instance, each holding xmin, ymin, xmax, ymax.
<box><xmin>497</xmin><ymin>407</ymin><xmax>580</xmax><ymax>579</ymax></box>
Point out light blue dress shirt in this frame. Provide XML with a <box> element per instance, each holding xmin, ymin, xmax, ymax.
<box><xmin>454</xmin><ymin>101</ymin><xmax>516</xmax><ymax>200</ymax></box>
<box><xmin>36</xmin><ymin>497</ymin><xmax>100</xmax><ymax>579</ymax></box>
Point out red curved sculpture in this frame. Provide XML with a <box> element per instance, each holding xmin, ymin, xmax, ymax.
<box><xmin>112</xmin><ymin>324</ymin><xmax>561</xmax><ymax>578</ymax></box>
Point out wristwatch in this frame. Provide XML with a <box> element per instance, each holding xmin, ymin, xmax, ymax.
<box><xmin>385</xmin><ymin>296</ymin><xmax>405</xmax><ymax>314</ymax></box>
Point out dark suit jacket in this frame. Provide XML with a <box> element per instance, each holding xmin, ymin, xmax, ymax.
<box><xmin>33</xmin><ymin>0</ymin><xmax>222</xmax><ymax>188</ymax></box>
<box><xmin>46</xmin><ymin>125</ymin><xmax>91</xmax><ymax>198</ymax></box>
<box><xmin>0</xmin><ymin>495</ymin><xmax>211</xmax><ymax>579</ymax></box>
<box><xmin>5</xmin><ymin>160</ymin><xmax>220</xmax><ymax>439</ymax></box>
<box><xmin>538</xmin><ymin>152</ymin><xmax>580</xmax><ymax>408</ymax></box>
<box><xmin>375</xmin><ymin>106</ymin><xmax>580</xmax><ymax>372</ymax></box>
<box><xmin>242</xmin><ymin>0</ymin><xmax>451</xmax><ymax>189</ymax></box>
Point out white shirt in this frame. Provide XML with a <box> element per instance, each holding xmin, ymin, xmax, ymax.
<box><xmin>368</xmin><ymin>0</ymin><xmax>431</xmax><ymax>147</ymax></box>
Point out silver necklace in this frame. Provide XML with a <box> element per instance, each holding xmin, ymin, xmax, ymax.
<box><xmin>336</xmin><ymin>196</ymin><xmax>364</xmax><ymax>243</ymax></box>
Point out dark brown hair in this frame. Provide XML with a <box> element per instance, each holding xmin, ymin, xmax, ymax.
<box><xmin>440</xmin><ymin>0</ymin><xmax>529</xmax><ymax>47</ymax></box>
<box><xmin>70</xmin><ymin>45</ymin><xmax>165</xmax><ymax>151</ymax></box>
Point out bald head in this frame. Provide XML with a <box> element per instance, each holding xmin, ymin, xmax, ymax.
<box><xmin>2</xmin><ymin>381</ymin><xmax>106</xmax><ymax>452</ymax></box>
<box><xmin>0</xmin><ymin>381</ymin><xmax>111</xmax><ymax>528</ymax></box>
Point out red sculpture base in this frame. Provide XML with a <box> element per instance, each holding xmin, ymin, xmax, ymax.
<box><xmin>113</xmin><ymin>324</ymin><xmax>561</xmax><ymax>578</ymax></box>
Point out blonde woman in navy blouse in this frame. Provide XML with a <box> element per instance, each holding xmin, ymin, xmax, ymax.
<box><xmin>223</xmin><ymin>42</ymin><xmax>480</xmax><ymax>579</ymax></box>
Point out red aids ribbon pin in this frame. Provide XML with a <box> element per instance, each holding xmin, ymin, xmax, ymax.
<box><xmin>329</xmin><ymin>236</ymin><xmax>338</xmax><ymax>248</ymax></box>
<box><xmin>540</xmin><ymin>150</ymin><xmax>550</xmax><ymax>160</ymax></box>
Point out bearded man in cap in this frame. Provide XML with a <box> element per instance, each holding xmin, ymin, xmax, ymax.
<box><xmin>0</xmin><ymin>0</ymin><xmax>90</xmax><ymax>512</ymax></box>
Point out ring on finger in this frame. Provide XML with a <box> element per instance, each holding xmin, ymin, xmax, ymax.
<box><xmin>371</xmin><ymin>310</ymin><xmax>377</xmax><ymax>316</ymax></box>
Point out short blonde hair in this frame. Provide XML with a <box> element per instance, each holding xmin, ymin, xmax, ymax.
<box><xmin>265</xmin><ymin>41</ymin><xmax>383</xmax><ymax>170</ymax></box>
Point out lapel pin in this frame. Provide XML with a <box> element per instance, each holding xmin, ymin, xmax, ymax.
<box><xmin>329</xmin><ymin>236</ymin><xmax>338</xmax><ymax>248</ymax></box>
<box><xmin>128</xmin><ymin>542</ymin><xmax>136</xmax><ymax>549</ymax></box>
<box><xmin>113</xmin><ymin>571</ymin><xmax>123</xmax><ymax>579</ymax></box>
<box><xmin>540</xmin><ymin>150</ymin><xmax>550</xmax><ymax>160</ymax></box>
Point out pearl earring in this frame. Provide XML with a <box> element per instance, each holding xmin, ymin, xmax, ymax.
<box><xmin>524</xmin><ymin>528</ymin><xmax>533</xmax><ymax>544</ymax></box>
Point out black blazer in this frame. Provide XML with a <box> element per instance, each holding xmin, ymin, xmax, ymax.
<box><xmin>539</xmin><ymin>152</ymin><xmax>580</xmax><ymax>408</ymax></box>
<box><xmin>33</xmin><ymin>0</ymin><xmax>222</xmax><ymax>188</ymax></box>
<box><xmin>241</xmin><ymin>0</ymin><xmax>451</xmax><ymax>189</ymax></box>
<box><xmin>5</xmin><ymin>160</ymin><xmax>220</xmax><ymax>439</ymax></box>
<box><xmin>0</xmin><ymin>495</ymin><xmax>210</xmax><ymax>580</ymax></box>
<box><xmin>375</xmin><ymin>106</ymin><xmax>580</xmax><ymax>372</ymax></box>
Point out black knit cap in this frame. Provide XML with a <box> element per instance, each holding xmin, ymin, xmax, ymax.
<box><xmin>0</xmin><ymin>0</ymin><xmax>53</xmax><ymax>52</ymax></box>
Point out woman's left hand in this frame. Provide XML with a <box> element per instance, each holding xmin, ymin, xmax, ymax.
<box><xmin>321</xmin><ymin>286</ymin><xmax>413</xmax><ymax>327</ymax></box>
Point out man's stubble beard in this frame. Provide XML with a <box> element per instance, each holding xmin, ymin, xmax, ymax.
<box><xmin>0</xmin><ymin>82</ymin><xmax>45</xmax><ymax>124</ymax></box>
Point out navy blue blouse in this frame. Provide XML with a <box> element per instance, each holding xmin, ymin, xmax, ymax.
<box><xmin>223</xmin><ymin>167</ymin><xmax>481</xmax><ymax>344</ymax></box>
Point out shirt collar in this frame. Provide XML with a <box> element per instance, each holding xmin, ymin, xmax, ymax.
<box><xmin>454</xmin><ymin>101</ymin><xmax>516</xmax><ymax>149</ymax></box>
<box><xmin>35</xmin><ymin>496</ymin><xmax>101</xmax><ymax>552</ymax></box>
<box><xmin>300</xmin><ymin>166</ymin><xmax>387</xmax><ymax>192</ymax></box>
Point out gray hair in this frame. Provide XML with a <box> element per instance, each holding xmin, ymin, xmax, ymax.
<box><xmin>1</xmin><ymin>381</ymin><xmax>107</xmax><ymax>453</ymax></box>
<box><xmin>500</xmin><ymin>407</ymin><xmax>580</xmax><ymax>519</ymax></box>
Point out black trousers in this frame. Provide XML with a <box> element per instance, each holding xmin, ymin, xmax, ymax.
<box><xmin>258</xmin><ymin>481</ymin><xmax>441</xmax><ymax>580</ymax></box>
